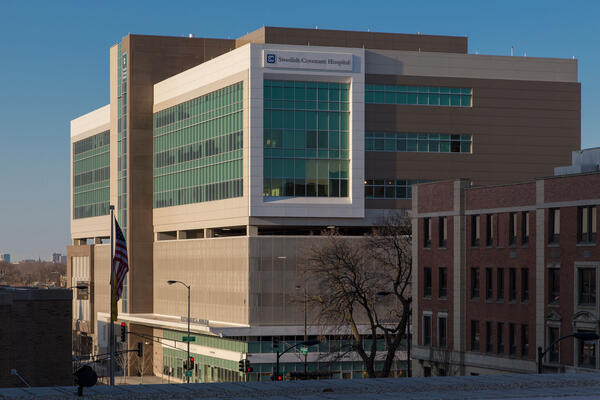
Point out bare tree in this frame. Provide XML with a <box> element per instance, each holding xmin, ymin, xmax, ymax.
<box><xmin>303</xmin><ymin>213</ymin><xmax>411</xmax><ymax>378</ymax></box>
<box><xmin>430</xmin><ymin>346</ymin><xmax>459</xmax><ymax>376</ymax></box>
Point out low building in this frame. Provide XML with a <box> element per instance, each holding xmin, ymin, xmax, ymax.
<box><xmin>412</xmin><ymin>172</ymin><xmax>600</xmax><ymax>375</ymax></box>
<box><xmin>0</xmin><ymin>286</ymin><xmax>72</xmax><ymax>387</ymax></box>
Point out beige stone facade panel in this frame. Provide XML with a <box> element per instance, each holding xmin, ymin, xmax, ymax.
<box><xmin>154</xmin><ymin>238</ymin><xmax>250</xmax><ymax>325</ymax></box>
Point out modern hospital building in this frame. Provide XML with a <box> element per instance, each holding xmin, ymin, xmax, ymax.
<box><xmin>68</xmin><ymin>26</ymin><xmax>580</xmax><ymax>381</ymax></box>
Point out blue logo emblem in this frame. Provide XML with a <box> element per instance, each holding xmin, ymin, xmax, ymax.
<box><xmin>266</xmin><ymin>54</ymin><xmax>276</xmax><ymax>64</ymax></box>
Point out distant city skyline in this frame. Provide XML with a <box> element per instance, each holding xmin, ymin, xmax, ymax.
<box><xmin>0</xmin><ymin>0</ymin><xmax>599</xmax><ymax>260</ymax></box>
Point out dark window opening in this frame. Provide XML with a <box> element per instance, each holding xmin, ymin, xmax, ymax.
<box><xmin>424</xmin><ymin>267</ymin><xmax>432</xmax><ymax>298</ymax></box>
<box><xmin>486</xmin><ymin>268</ymin><xmax>493</xmax><ymax>301</ymax></box>
<box><xmin>509</xmin><ymin>212</ymin><xmax>517</xmax><ymax>246</ymax></box>
<box><xmin>439</xmin><ymin>267</ymin><xmax>448</xmax><ymax>299</ymax></box>
<box><xmin>471</xmin><ymin>215</ymin><xmax>480</xmax><ymax>247</ymax></box>
<box><xmin>549</xmin><ymin>208</ymin><xmax>560</xmax><ymax>244</ymax></box>
<box><xmin>486</xmin><ymin>214</ymin><xmax>494</xmax><ymax>246</ymax></box>
<box><xmin>471</xmin><ymin>268</ymin><xmax>480</xmax><ymax>300</ymax></box>
<box><xmin>471</xmin><ymin>320</ymin><xmax>480</xmax><ymax>351</ymax></box>
<box><xmin>497</xmin><ymin>268</ymin><xmax>504</xmax><ymax>301</ymax></box>
<box><xmin>578</xmin><ymin>268</ymin><xmax>596</xmax><ymax>306</ymax></box>
<box><xmin>439</xmin><ymin>216</ymin><xmax>447</xmax><ymax>248</ymax></box>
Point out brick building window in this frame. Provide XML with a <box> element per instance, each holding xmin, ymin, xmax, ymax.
<box><xmin>485</xmin><ymin>268</ymin><xmax>493</xmax><ymax>301</ymax></box>
<box><xmin>578</xmin><ymin>267</ymin><xmax>596</xmax><ymax>306</ymax></box>
<box><xmin>522</xmin><ymin>211</ymin><xmax>530</xmax><ymax>245</ymax></box>
<box><xmin>424</xmin><ymin>267</ymin><xmax>432</xmax><ymax>298</ymax></box>
<box><xmin>549</xmin><ymin>208</ymin><xmax>560</xmax><ymax>244</ymax></box>
<box><xmin>439</xmin><ymin>216</ymin><xmax>448</xmax><ymax>248</ymax></box>
<box><xmin>509</xmin><ymin>323</ymin><xmax>517</xmax><ymax>355</ymax></box>
<box><xmin>497</xmin><ymin>322</ymin><xmax>504</xmax><ymax>354</ymax></box>
<box><xmin>509</xmin><ymin>268</ymin><xmax>517</xmax><ymax>302</ymax></box>
<box><xmin>471</xmin><ymin>215</ymin><xmax>480</xmax><ymax>247</ymax></box>
<box><xmin>471</xmin><ymin>320</ymin><xmax>480</xmax><ymax>351</ymax></box>
<box><xmin>548</xmin><ymin>326</ymin><xmax>560</xmax><ymax>363</ymax></box>
<box><xmin>509</xmin><ymin>212</ymin><xmax>517</xmax><ymax>246</ymax></box>
<box><xmin>497</xmin><ymin>268</ymin><xmax>504</xmax><ymax>301</ymax></box>
<box><xmin>424</xmin><ymin>217</ymin><xmax>432</xmax><ymax>248</ymax></box>
<box><xmin>423</xmin><ymin>314</ymin><xmax>432</xmax><ymax>346</ymax></box>
<box><xmin>577</xmin><ymin>206</ymin><xmax>597</xmax><ymax>244</ymax></box>
<box><xmin>438</xmin><ymin>314</ymin><xmax>448</xmax><ymax>348</ymax></box>
<box><xmin>521</xmin><ymin>324</ymin><xmax>529</xmax><ymax>358</ymax></box>
<box><xmin>549</xmin><ymin>267</ymin><xmax>560</xmax><ymax>305</ymax></box>
<box><xmin>578</xmin><ymin>331</ymin><xmax>596</xmax><ymax>368</ymax></box>
<box><xmin>439</xmin><ymin>267</ymin><xmax>448</xmax><ymax>299</ymax></box>
<box><xmin>486</xmin><ymin>214</ymin><xmax>494</xmax><ymax>246</ymax></box>
<box><xmin>521</xmin><ymin>268</ymin><xmax>529</xmax><ymax>302</ymax></box>
<box><xmin>486</xmin><ymin>321</ymin><xmax>493</xmax><ymax>353</ymax></box>
<box><xmin>471</xmin><ymin>267</ymin><xmax>480</xmax><ymax>300</ymax></box>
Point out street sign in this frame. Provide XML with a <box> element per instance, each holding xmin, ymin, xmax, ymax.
<box><xmin>182</xmin><ymin>336</ymin><xmax>196</xmax><ymax>342</ymax></box>
<box><xmin>300</xmin><ymin>346</ymin><xmax>308</xmax><ymax>355</ymax></box>
<box><xmin>185</xmin><ymin>371</ymin><xmax>192</xmax><ymax>377</ymax></box>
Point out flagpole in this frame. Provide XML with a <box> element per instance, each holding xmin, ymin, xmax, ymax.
<box><xmin>109</xmin><ymin>204</ymin><xmax>115</xmax><ymax>386</ymax></box>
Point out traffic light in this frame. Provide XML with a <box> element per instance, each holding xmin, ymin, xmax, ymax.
<box><xmin>238</xmin><ymin>359</ymin><xmax>244</xmax><ymax>372</ymax></box>
<box><xmin>188</xmin><ymin>356</ymin><xmax>195</xmax><ymax>370</ymax></box>
<box><xmin>273</xmin><ymin>337</ymin><xmax>279</xmax><ymax>349</ymax></box>
<box><xmin>137</xmin><ymin>342</ymin><xmax>143</xmax><ymax>357</ymax></box>
<box><xmin>120</xmin><ymin>322</ymin><xmax>126</xmax><ymax>342</ymax></box>
<box><xmin>244</xmin><ymin>359</ymin><xmax>253</xmax><ymax>373</ymax></box>
<box><xmin>271</xmin><ymin>374</ymin><xmax>283</xmax><ymax>381</ymax></box>
<box><xmin>183</xmin><ymin>359</ymin><xmax>188</xmax><ymax>370</ymax></box>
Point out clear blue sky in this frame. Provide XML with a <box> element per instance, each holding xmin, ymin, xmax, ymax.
<box><xmin>0</xmin><ymin>0</ymin><xmax>598</xmax><ymax>261</ymax></box>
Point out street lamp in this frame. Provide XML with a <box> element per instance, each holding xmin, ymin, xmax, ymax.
<box><xmin>167</xmin><ymin>280</ymin><xmax>191</xmax><ymax>383</ymax></box>
<box><xmin>377</xmin><ymin>291</ymin><xmax>411</xmax><ymax>378</ymax></box>
<box><xmin>274</xmin><ymin>339</ymin><xmax>320</xmax><ymax>381</ymax></box>
<box><xmin>295</xmin><ymin>283</ymin><xmax>308</xmax><ymax>375</ymax></box>
<box><xmin>537</xmin><ymin>331</ymin><xmax>600</xmax><ymax>373</ymax></box>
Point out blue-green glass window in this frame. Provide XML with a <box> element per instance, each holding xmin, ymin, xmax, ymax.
<box><xmin>365</xmin><ymin>132</ymin><xmax>472</xmax><ymax>154</ymax></box>
<box><xmin>264</xmin><ymin>80</ymin><xmax>350</xmax><ymax>198</ymax></box>
<box><xmin>73</xmin><ymin>131</ymin><xmax>110</xmax><ymax>219</ymax></box>
<box><xmin>364</xmin><ymin>179</ymin><xmax>429</xmax><ymax>200</ymax></box>
<box><xmin>365</xmin><ymin>84</ymin><xmax>472</xmax><ymax>107</ymax></box>
<box><xmin>153</xmin><ymin>82</ymin><xmax>243</xmax><ymax>208</ymax></box>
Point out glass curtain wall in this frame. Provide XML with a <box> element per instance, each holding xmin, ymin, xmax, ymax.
<box><xmin>365</xmin><ymin>84</ymin><xmax>472</xmax><ymax>107</ymax></box>
<box><xmin>73</xmin><ymin>131</ymin><xmax>110</xmax><ymax>219</ymax></box>
<box><xmin>263</xmin><ymin>80</ymin><xmax>350</xmax><ymax>198</ymax></box>
<box><xmin>153</xmin><ymin>82</ymin><xmax>244</xmax><ymax>208</ymax></box>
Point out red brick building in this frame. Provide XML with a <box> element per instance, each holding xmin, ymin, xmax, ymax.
<box><xmin>411</xmin><ymin>172</ymin><xmax>600</xmax><ymax>375</ymax></box>
<box><xmin>0</xmin><ymin>287</ymin><xmax>72</xmax><ymax>387</ymax></box>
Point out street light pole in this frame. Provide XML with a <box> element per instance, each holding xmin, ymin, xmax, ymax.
<box><xmin>295</xmin><ymin>283</ymin><xmax>308</xmax><ymax>375</ymax></box>
<box><xmin>167</xmin><ymin>280</ymin><xmax>191</xmax><ymax>383</ymax></box>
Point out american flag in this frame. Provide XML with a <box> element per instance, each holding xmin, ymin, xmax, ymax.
<box><xmin>112</xmin><ymin>219</ymin><xmax>129</xmax><ymax>301</ymax></box>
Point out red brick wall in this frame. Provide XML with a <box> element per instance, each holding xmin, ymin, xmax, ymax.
<box><xmin>419</xmin><ymin>216</ymin><xmax>455</xmax><ymax>349</ymax></box>
<box><xmin>416</xmin><ymin>181</ymin><xmax>455</xmax><ymax>214</ymax></box>
<box><xmin>0</xmin><ymin>292</ymin><xmax>72</xmax><ymax>387</ymax></box>
<box><xmin>543</xmin><ymin>204</ymin><xmax>600</xmax><ymax>366</ymax></box>
<box><xmin>467</xmin><ymin>182</ymin><xmax>535</xmax><ymax>210</ymax></box>
<box><xmin>545</xmin><ymin>174</ymin><xmax>600</xmax><ymax>203</ymax></box>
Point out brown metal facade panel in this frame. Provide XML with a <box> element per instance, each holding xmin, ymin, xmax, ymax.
<box><xmin>364</xmin><ymin>75</ymin><xmax>580</xmax><ymax>211</ymax></box>
<box><xmin>236</xmin><ymin>26</ymin><xmax>467</xmax><ymax>53</ymax></box>
<box><xmin>122</xmin><ymin>35</ymin><xmax>235</xmax><ymax>315</ymax></box>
